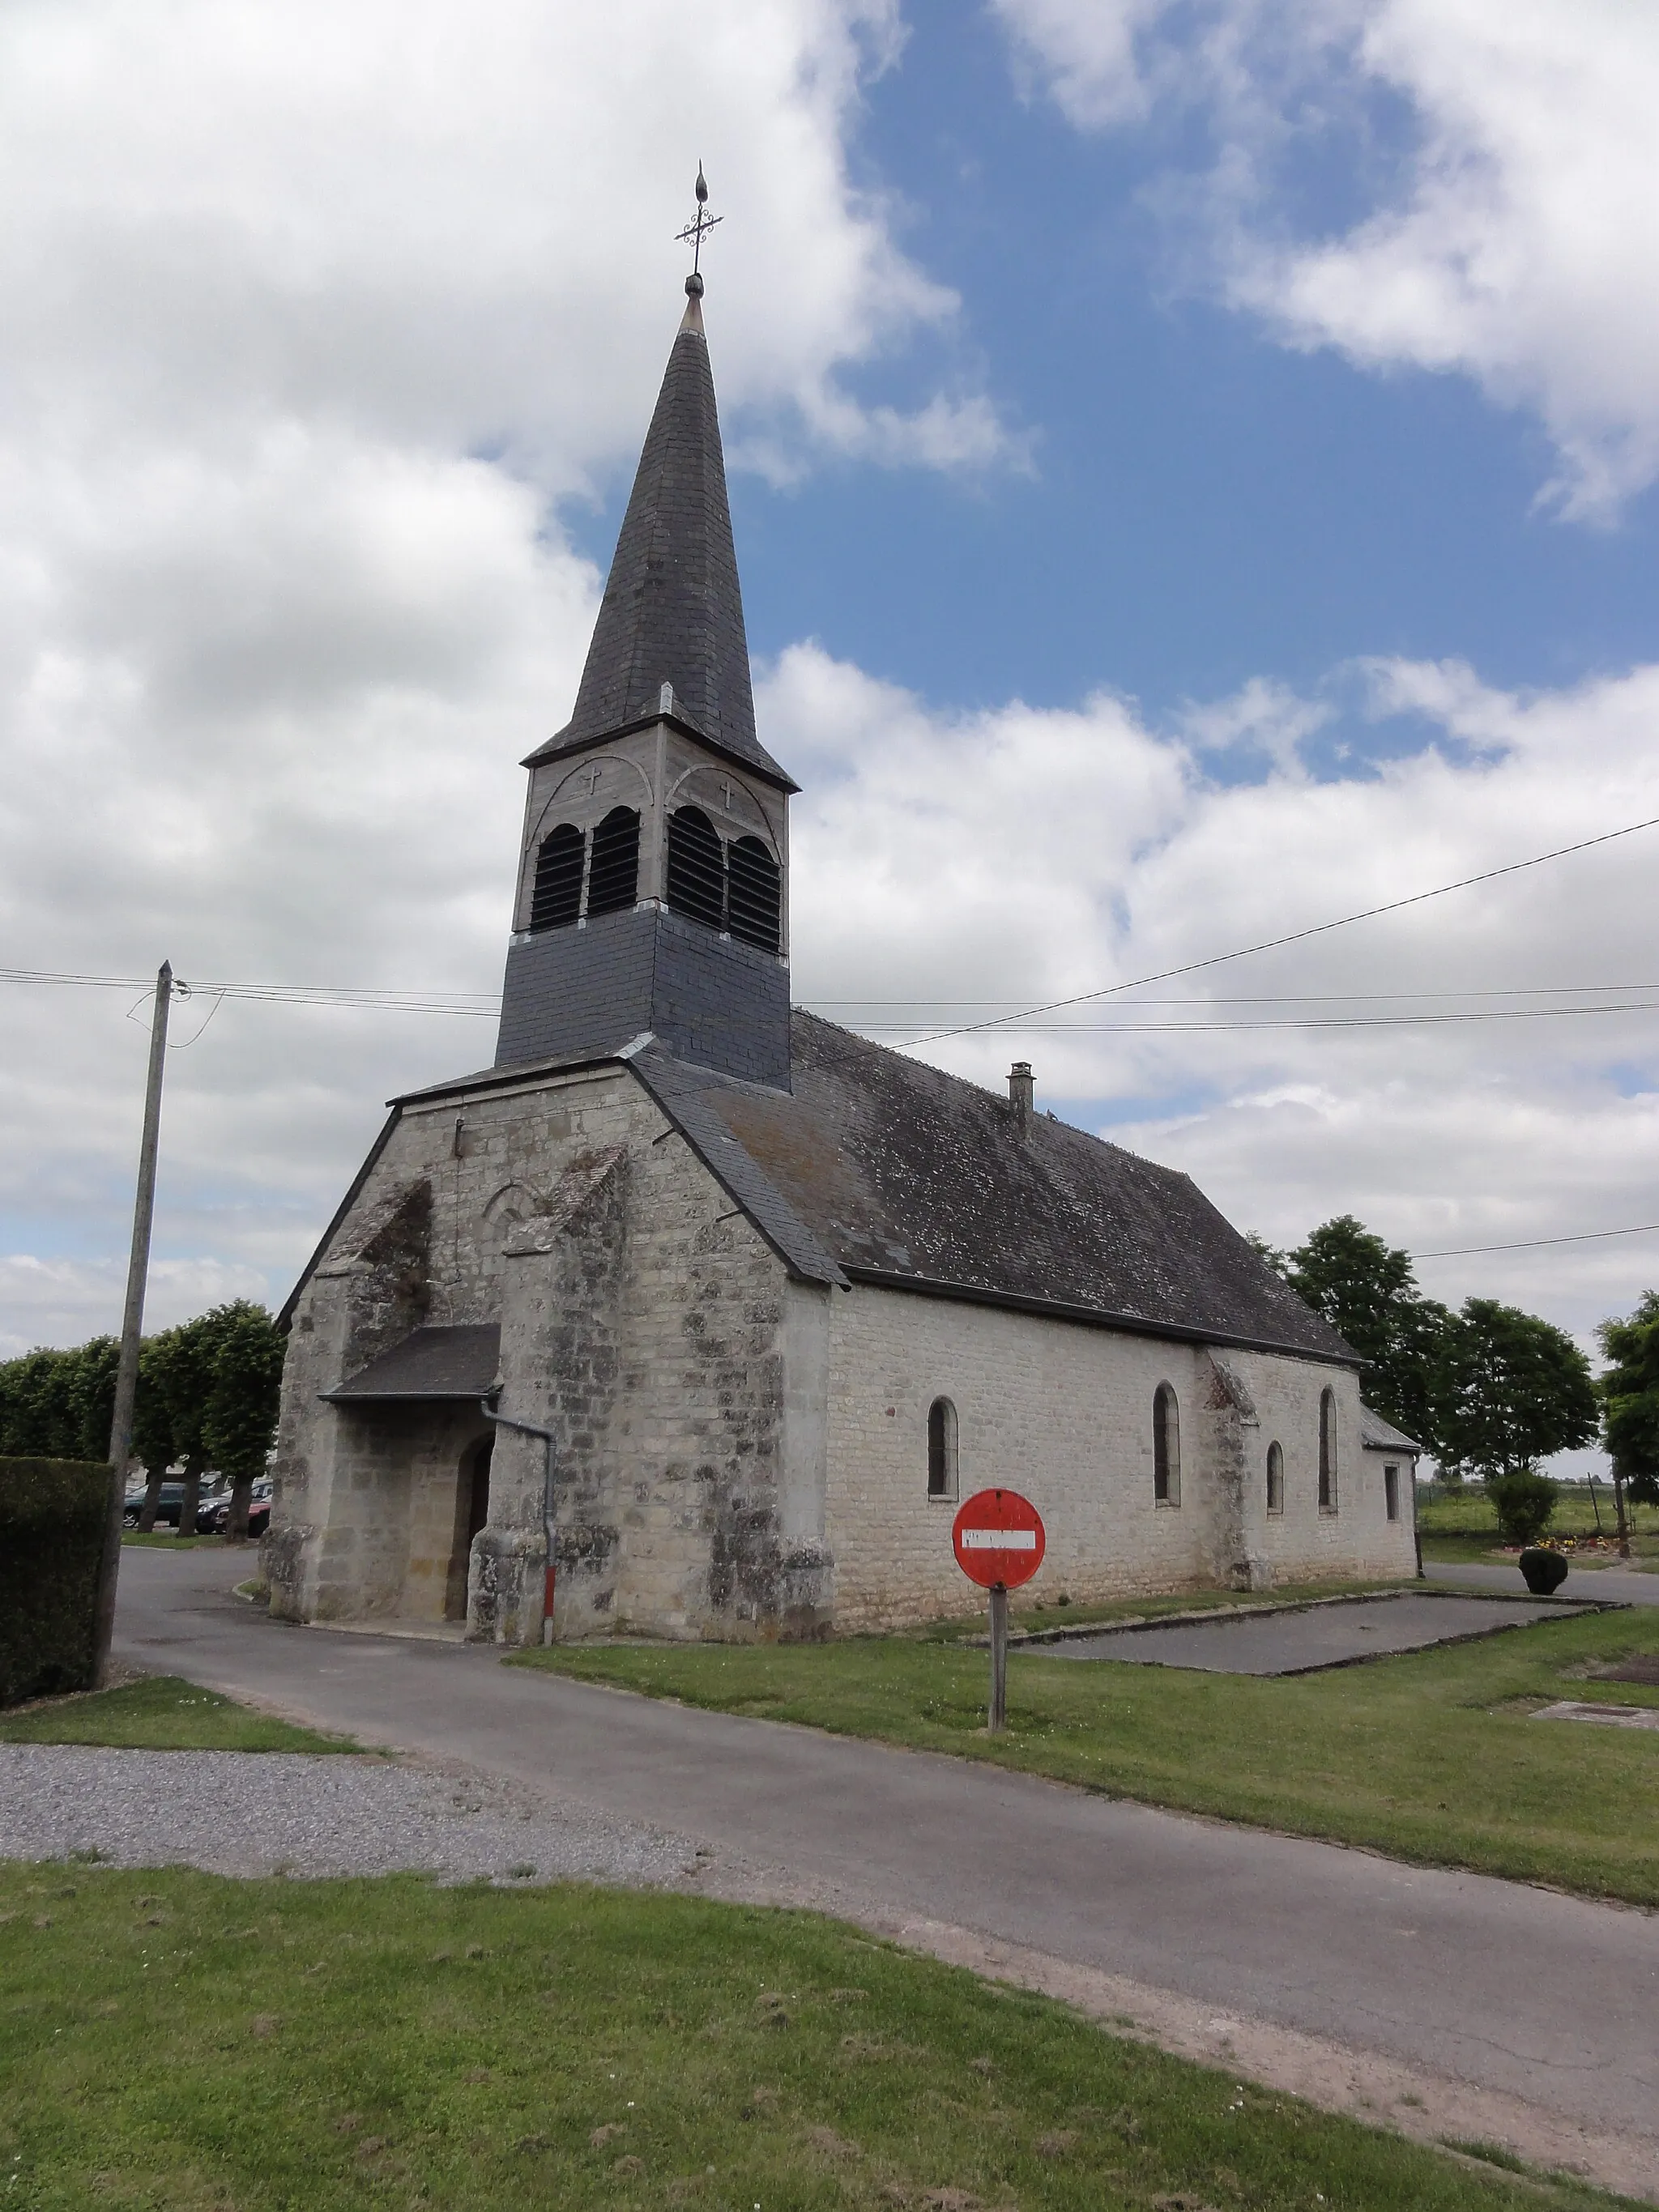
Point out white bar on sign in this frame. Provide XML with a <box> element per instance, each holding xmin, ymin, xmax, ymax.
<box><xmin>960</xmin><ymin>1528</ymin><xmax>1037</xmax><ymax>1550</ymax></box>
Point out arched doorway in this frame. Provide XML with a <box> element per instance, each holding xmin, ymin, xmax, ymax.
<box><xmin>446</xmin><ymin>1435</ymin><xmax>493</xmax><ymax>1621</ymax></box>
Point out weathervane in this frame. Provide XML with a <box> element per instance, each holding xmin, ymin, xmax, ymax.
<box><xmin>675</xmin><ymin>164</ymin><xmax>723</xmax><ymax>295</ymax></box>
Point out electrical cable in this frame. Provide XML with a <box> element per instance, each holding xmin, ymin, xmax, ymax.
<box><xmin>1414</xmin><ymin>1222</ymin><xmax>1659</xmax><ymax>1259</ymax></box>
<box><xmin>891</xmin><ymin>810</ymin><xmax>1659</xmax><ymax>1048</ymax></box>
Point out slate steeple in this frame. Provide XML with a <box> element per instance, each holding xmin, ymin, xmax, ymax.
<box><xmin>529</xmin><ymin>288</ymin><xmax>788</xmax><ymax>787</ymax></box>
<box><xmin>494</xmin><ymin>271</ymin><xmax>795</xmax><ymax>1089</ymax></box>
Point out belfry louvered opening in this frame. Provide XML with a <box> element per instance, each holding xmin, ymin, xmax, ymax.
<box><xmin>530</xmin><ymin>822</ymin><xmax>583</xmax><ymax>932</ymax></box>
<box><xmin>727</xmin><ymin>834</ymin><xmax>781</xmax><ymax>954</ymax></box>
<box><xmin>666</xmin><ymin>805</ymin><xmax>726</xmax><ymax>930</ymax></box>
<box><xmin>586</xmin><ymin>807</ymin><xmax>640</xmax><ymax>918</ymax></box>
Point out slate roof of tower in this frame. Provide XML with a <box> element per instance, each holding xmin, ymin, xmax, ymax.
<box><xmin>526</xmin><ymin>293</ymin><xmax>791</xmax><ymax>789</ymax></box>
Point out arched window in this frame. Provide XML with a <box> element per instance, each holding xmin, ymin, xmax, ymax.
<box><xmin>727</xmin><ymin>834</ymin><xmax>782</xmax><ymax>954</ymax></box>
<box><xmin>529</xmin><ymin>821</ymin><xmax>583</xmax><ymax>932</ymax></box>
<box><xmin>666</xmin><ymin>805</ymin><xmax>726</xmax><ymax>929</ymax></box>
<box><xmin>1318</xmin><ymin>1388</ymin><xmax>1338</xmax><ymax>1513</ymax></box>
<box><xmin>927</xmin><ymin>1396</ymin><xmax>957</xmax><ymax>1500</ymax></box>
<box><xmin>585</xmin><ymin>806</ymin><xmax>640</xmax><ymax>918</ymax></box>
<box><xmin>1153</xmin><ymin>1383</ymin><xmax>1180</xmax><ymax>1506</ymax></box>
<box><xmin>1266</xmin><ymin>1439</ymin><xmax>1285</xmax><ymax>1515</ymax></box>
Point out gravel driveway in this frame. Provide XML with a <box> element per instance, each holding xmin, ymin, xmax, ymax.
<box><xmin>1</xmin><ymin>1744</ymin><xmax>713</xmax><ymax>1888</ymax></box>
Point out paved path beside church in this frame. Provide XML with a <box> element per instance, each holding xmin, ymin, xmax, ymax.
<box><xmin>1427</xmin><ymin>1557</ymin><xmax>1659</xmax><ymax>1605</ymax></box>
<box><xmin>110</xmin><ymin>1545</ymin><xmax>1658</xmax><ymax>2197</ymax></box>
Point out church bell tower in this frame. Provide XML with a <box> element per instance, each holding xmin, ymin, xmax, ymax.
<box><xmin>494</xmin><ymin>245</ymin><xmax>795</xmax><ymax>1089</ymax></box>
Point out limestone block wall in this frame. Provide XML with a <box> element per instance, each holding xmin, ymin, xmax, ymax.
<box><xmin>272</xmin><ymin>1062</ymin><xmax>830</xmax><ymax>1643</ymax></box>
<box><xmin>1231</xmin><ymin>1353</ymin><xmax>1417</xmax><ymax>1584</ymax></box>
<box><xmin>823</xmin><ymin>1285</ymin><xmax>1392</xmax><ymax>1630</ymax></box>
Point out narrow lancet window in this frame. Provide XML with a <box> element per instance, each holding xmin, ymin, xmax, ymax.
<box><xmin>727</xmin><ymin>834</ymin><xmax>782</xmax><ymax>953</ymax></box>
<box><xmin>1266</xmin><ymin>1440</ymin><xmax>1285</xmax><ymax>1515</ymax></box>
<box><xmin>1319</xmin><ymin>1388</ymin><xmax>1338</xmax><ymax>1512</ymax></box>
<box><xmin>529</xmin><ymin>822</ymin><xmax>583</xmax><ymax>932</ymax></box>
<box><xmin>667</xmin><ymin>805</ymin><xmax>726</xmax><ymax>929</ymax></box>
<box><xmin>927</xmin><ymin>1397</ymin><xmax>957</xmax><ymax>1499</ymax></box>
<box><xmin>1153</xmin><ymin>1383</ymin><xmax>1180</xmax><ymax>1506</ymax></box>
<box><xmin>585</xmin><ymin>806</ymin><xmax>641</xmax><ymax>918</ymax></box>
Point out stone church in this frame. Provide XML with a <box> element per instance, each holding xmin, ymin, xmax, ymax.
<box><xmin>267</xmin><ymin>273</ymin><xmax>1418</xmax><ymax>1643</ymax></box>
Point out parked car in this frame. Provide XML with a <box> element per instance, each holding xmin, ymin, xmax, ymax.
<box><xmin>211</xmin><ymin>1480</ymin><xmax>273</xmax><ymax>1537</ymax></box>
<box><xmin>123</xmin><ymin>1481</ymin><xmax>186</xmax><ymax>1529</ymax></box>
<box><xmin>123</xmin><ymin>1481</ymin><xmax>230</xmax><ymax>1532</ymax></box>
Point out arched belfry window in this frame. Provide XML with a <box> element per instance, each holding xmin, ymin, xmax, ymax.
<box><xmin>667</xmin><ymin>805</ymin><xmax>726</xmax><ymax>929</ymax></box>
<box><xmin>1153</xmin><ymin>1383</ymin><xmax>1180</xmax><ymax>1507</ymax></box>
<box><xmin>530</xmin><ymin>822</ymin><xmax>583</xmax><ymax>933</ymax></box>
<box><xmin>1266</xmin><ymin>1440</ymin><xmax>1285</xmax><ymax>1515</ymax></box>
<box><xmin>927</xmin><ymin>1397</ymin><xmax>957</xmax><ymax>1500</ymax></box>
<box><xmin>586</xmin><ymin>806</ymin><xmax>640</xmax><ymax>918</ymax></box>
<box><xmin>727</xmin><ymin>835</ymin><xmax>782</xmax><ymax>954</ymax></box>
<box><xmin>1318</xmin><ymin>1388</ymin><xmax>1338</xmax><ymax>1513</ymax></box>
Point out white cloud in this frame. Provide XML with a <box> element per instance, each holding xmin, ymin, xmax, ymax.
<box><xmin>0</xmin><ymin>0</ymin><xmax>1021</xmax><ymax>1357</ymax></box>
<box><xmin>761</xmin><ymin>642</ymin><xmax>1659</xmax><ymax>1359</ymax></box>
<box><xmin>993</xmin><ymin>0</ymin><xmax>1659</xmax><ymax>517</ymax></box>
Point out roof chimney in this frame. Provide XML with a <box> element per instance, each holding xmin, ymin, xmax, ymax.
<box><xmin>1008</xmin><ymin>1062</ymin><xmax>1034</xmax><ymax>1124</ymax></box>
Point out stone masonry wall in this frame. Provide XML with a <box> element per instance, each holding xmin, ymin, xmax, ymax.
<box><xmin>824</xmin><ymin>1285</ymin><xmax>1404</xmax><ymax>1630</ymax></box>
<box><xmin>271</xmin><ymin>1063</ymin><xmax>830</xmax><ymax>1643</ymax></box>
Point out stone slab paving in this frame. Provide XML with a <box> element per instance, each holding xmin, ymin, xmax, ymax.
<box><xmin>1533</xmin><ymin>1699</ymin><xmax>1659</xmax><ymax>1731</ymax></box>
<box><xmin>1028</xmin><ymin>1591</ymin><xmax>1599</xmax><ymax>1675</ymax></box>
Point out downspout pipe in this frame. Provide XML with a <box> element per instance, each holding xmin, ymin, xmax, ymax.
<box><xmin>479</xmin><ymin>1396</ymin><xmax>557</xmax><ymax>1644</ymax></box>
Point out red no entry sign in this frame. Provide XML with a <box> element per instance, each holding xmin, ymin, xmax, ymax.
<box><xmin>952</xmin><ymin>1488</ymin><xmax>1046</xmax><ymax>1591</ymax></box>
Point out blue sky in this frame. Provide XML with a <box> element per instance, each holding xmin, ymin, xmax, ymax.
<box><xmin>1</xmin><ymin>0</ymin><xmax>1657</xmax><ymax>1403</ymax></box>
<box><xmin>570</xmin><ymin>4</ymin><xmax>1659</xmax><ymax>738</ymax></box>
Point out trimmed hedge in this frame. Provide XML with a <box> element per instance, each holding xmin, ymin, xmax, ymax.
<box><xmin>0</xmin><ymin>1457</ymin><xmax>112</xmax><ymax>1707</ymax></box>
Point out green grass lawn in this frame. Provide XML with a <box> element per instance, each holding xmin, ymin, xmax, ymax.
<box><xmin>0</xmin><ymin>1865</ymin><xmax>1628</xmax><ymax>2212</ymax></box>
<box><xmin>510</xmin><ymin>1609</ymin><xmax>1659</xmax><ymax>1907</ymax></box>
<box><xmin>1417</xmin><ymin>1487</ymin><xmax>1659</xmax><ymax>1566</ymax></box>
<box><xmin>121</xmin><ymin>1529</ymin><xmax>220</xmax><ymax>1549</ymax></box>
<box><xmin>0</xmin><ymin>1676</ymin><xmax>359</xmax><ymax>1754</ymax></box>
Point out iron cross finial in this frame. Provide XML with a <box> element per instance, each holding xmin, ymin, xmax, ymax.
<box><xmin>675</xmin><ymin>162</ymin><xmax>723</xmax><ymax>294</ymax></box>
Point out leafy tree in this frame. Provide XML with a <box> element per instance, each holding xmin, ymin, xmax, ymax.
<box><xmin>1486</xmin><ymin>1467</ymin><xmax>1559</xmax><ymax>1545</ymax></box>
<box><xmin>69</xmin><ymin>1336</ymin><xmax>120</xmax><ymax>1463</ymax></box>
<box><xmin>1283</xmin><ymin>1216</ymin><xmax>1453</xmax><ymax>1455</ymax></box>
<box><xmin>0</xmin><ymin>1349</ymin><xmax>79</xmax><ymax>1457</ymax></box>
<box><xmin>1244</xmin><ymin>1231</ymin><xmax>1290</xmax><ymax>1278</ymax></box>
<box><xmin>130</xmin><ymin>1332</ymin><xmax>180</xmax><ymax>1531</ymax></box>
<box><xmin>202</xmin><ymin>1304</ymin><xmax>285</xmax><ymax>1541</ymax></box>
<box><xmin>1435</xmin><ymin>1298</ymin><xmax>1598</xmax><ymax>1485</ymax></box>
<box><xmin>1597</xmin><ymin>1291</ymin><xmax>1659</xmax><ymax>1510</ymax></box>
<box><xmin>151</xmin><ymin>1312</ymin><xmax>228</xmax><ymax>1539</ymax></box>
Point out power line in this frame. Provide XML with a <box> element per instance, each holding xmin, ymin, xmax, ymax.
<box><xmin>851</xmin><ymin>1001</ymin><xmax>1659</xmax><ymax>1035</ymax></box>
<box><xmin>1414</xmin><ymin>1221</ymin><xmax>1659</xmax><ymax>1259</ymax></box>
<box><xmin>0</xmin><ymin>967</ymin><xmax>499</xmax><ymax>1016</ymax></box>
<box><xmin>811</xmin><ymin>982</ymin><xmax>1659</xmax><ymax>1008</ymax></box>
<box><xmin>893</xmin><ymin>811</ymin><xmax>1659</xmax><ymax>1048</ymax></box>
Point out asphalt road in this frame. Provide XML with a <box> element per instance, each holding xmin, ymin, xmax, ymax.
<box><xmin>1427</xmin><ymin>1557</ymin><xmax>1659</xmax><ymax>1605</ymax></box>
<box><xmin>110</xmin><ymin>1545</ymin><xmax>1658</xmax><ymax>2173</ymax></box>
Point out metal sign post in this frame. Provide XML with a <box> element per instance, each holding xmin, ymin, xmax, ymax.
<box><xmin>952</xmin><ymin>1488</ymin><xmax>1046</xmax><ymax>1736</ymax></box>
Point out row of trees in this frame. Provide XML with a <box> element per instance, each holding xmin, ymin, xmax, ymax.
<box><xmin>0</xmin><ymin>1301</ymin><xmax>287</xmax><ymax>1542</ymax></box>
<box><xmin>1256</xmin><ymin>1214</ymin><xmax>1659</xmax><ymax>1515</ymax></box>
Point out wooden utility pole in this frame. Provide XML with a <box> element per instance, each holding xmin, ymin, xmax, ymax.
<box><xmin>92</xmin><ymin>961</ymin><xmax>173</xmax><ymax>1687</ymax></box>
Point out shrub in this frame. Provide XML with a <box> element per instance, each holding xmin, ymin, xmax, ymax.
<box><xmin>0</xmin><ymin>1458</ymin><xmax>111</xmax><ymax>1706</ymax></box>
<box><xmin>1485</xmin><ymin>1467</ymin><xmax>1558</xmax><ymax>1547</ymax></box>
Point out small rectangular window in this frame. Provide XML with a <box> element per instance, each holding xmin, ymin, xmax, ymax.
<box><xmin>1384</xmin><ymin>1464</ymin><xmax>1400</xmax><ymax>1522</ymax></box>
